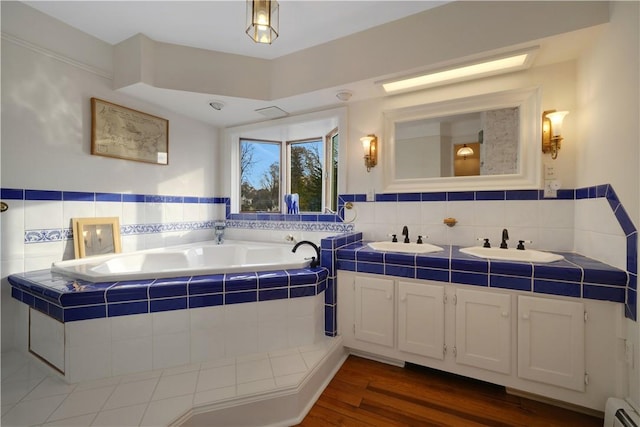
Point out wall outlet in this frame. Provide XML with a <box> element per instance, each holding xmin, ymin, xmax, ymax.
<box><xmin>544</xmin><ymin>180</ymin><xmax>559</xmax><ymax>198</ymax></box>
<box><xmin>367</xmin><ymin>189</ymin><xmax>375</xmax><ymax>202</ymax></box>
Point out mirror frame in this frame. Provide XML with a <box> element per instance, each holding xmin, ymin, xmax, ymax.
<box><xmin>72</xmin><ymin>217</ymin><xmax>122</xmax><ymax>259</ymax></box>
<box><xmin>382</xmin><ymin>87</ymin><xmax>542</xmax><ymax>192</ymax></box>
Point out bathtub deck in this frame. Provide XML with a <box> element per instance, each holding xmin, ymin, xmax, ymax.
<box><xmin>1</xmin><ymin>336</ymin><xmax>343</xmax><ymax>426</ymax></box>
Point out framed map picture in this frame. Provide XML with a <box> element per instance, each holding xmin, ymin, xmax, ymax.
<box><xmin>91</xmin><ymin>98</ymin><xmax>169</xmax><ymax>165</ymax></box>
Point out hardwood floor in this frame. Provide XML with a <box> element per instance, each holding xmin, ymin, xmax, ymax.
<box><xmin>295</xmin><ymin>355</ymin><xmax>603</xmax><ymax>427</ymax></box>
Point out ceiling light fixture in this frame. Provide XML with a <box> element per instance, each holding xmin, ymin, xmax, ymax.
<box><xmin>246</xmin><ymin>0</ymin><xmax>279</xmax><ymax>44</ymax></box>
<box><xmin>379</xmin><ymin>49</ymin><xmax>537</xmax><ymax>94</ymax></box>
<box><xmin>456</xmin><ymin>144</ymin><xmax>474</xmax><ymax>159</ymax></box>
<box><xmin>336</xmin><ymin>91</ymin><xmax>353</xmax><ymax>102</ymax></box>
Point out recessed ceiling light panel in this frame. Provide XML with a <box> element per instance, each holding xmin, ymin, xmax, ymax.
<box><xmin>379</xmin><ymin>48</ymin><xmax>538</xmax><ymax>94</ymax></box>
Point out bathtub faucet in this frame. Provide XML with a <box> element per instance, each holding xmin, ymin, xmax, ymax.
<box><xmin>291</xmin><ymin>240</ymin><xmax>320</xmax><ymax>268</ymax></box>
<box><xmin>214</xmin><ymin>221</ymin><xmax>225</xmax><ymax>245</ymax></box>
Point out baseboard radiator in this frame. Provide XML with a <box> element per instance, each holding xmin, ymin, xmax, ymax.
<box><xmin>605</xmin><ymin>398</ymin><xmax>639</xmax><ymax>427</ymax></box>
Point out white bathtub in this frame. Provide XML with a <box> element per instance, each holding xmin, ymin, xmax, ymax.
<box><xmin>51</xmin><ymin>240</ymin><xmax>312</xmax><ymax>282</ymax></box>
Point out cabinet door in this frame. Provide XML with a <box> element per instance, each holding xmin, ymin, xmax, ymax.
<box><xmin>397</xmin><ymin>281</ymin><xmax>445</xmax><ymax>359</ymax></box>
<box><xmin>455</xmin><ymin>289</ymin><xmax>511</xmax><ymax>374</ymax></box>
<box><xmin>518</xmin><ymin>295</ymin><xmax>585</xmax><ymax>391</ymax></box>
<box><xmin>354</xmin><ymin>276</ymin><xmax>394</xmax><ymax>347</ymax></box>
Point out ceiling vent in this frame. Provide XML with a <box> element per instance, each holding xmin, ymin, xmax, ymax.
<box><xmin>255</xmin><ymin>106</ymin><xmax>289</xmax><ymax>119</ymax></box>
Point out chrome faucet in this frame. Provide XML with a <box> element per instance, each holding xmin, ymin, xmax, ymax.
<box><xmin>500</xmin><ymin>228</ymin><xmax>509</xmax><ymax>249</ymax></box>
<box><xmin>214</xmin><ymin>221</ymin><xmax>225</xmax><ymax>245</ymax></box>
<box><xmin>291</xmin><ymin>240</ymin><xmax>320</xmax><ymax>268</ymax></box>
<box><xmin>402</xmin><ymin>225</ymin><xmax>410</xmax><ymax>243</ymax></box>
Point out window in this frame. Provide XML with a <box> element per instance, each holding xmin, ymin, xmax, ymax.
<box><xmin>239</xmin><ymin>131</ymin><xmax>338</xmax><ymax>213</ymax></box>
<box><xmin>239</xmin><ymin>139</ymin><xmax>281</xmax><ymax>212</ymax></box>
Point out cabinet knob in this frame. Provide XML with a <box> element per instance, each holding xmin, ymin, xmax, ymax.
<box><xmin>522</xmin><ymin>313</ymin><xmax>529</xmax><ymax>320</ymax></box>
<box><xmin>386</xmin><ymin>293</ymin><xmax>392</xmax><ymax>300</ymax></box>
<box><xmin>501</xmin><ymin>311</ymin><xmax>509</xmax><ymax>318</ymax></box>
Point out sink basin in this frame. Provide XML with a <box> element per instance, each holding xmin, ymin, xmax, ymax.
<box><xmin>367</xmin><ymin>241</ymin><xmax>443</xmax><ymax>254</ymax></box>
<box><xmin>459</xmin><ymin>246</ymin><xmax>564</xmax><ymax>263</ymax></box>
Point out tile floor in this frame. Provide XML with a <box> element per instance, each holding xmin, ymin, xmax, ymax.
<box><xmin>1</xmin><ymin>337</ymin><xmax>338</xmax><ymax>426</ymax></box>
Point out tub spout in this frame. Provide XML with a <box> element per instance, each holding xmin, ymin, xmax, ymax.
<box><xmin>292</xmin><ymin>240</ymin><xmax>320</xmax><ymax>268</ymax></box>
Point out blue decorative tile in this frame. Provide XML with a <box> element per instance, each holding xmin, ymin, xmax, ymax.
<box><xmin>150</xmin><ymin>297</ymin><xmax>187</xmax><ymax>312</ymax></box>
<box><xmin>451</xmin><ymin>257</ymin><xmax>487</xmax><ymax>273</ymax></box>
<box><xmin>48</xmin><ymin>304</ymin><xmax>64</xmax><ymax>322</ymax></box>
<box><xmin>534</xmin><ymin>265</ymin><xmax>582</xmax><ymax>282</ymax></box>
<box><xmin>506</xmin><ymin>190</ymin><xmax>538</xmax><ymax>200</ymax></box>
<box><xmin>630</xmin><ymin>274</ymin><xmax>637</xmax><ymax>291</ymax></box>
<box><xmin>583</xmin><ymin>285</ymin><xmax>625</xmax><ymax>303</ymax></box>
<box><xmin>123</xmin><ymin>194</ymin><xmax>145</xmax><ymax>203</ymax></box>
<box><xmin>596</xmin><ymin>184</ymin><xmax>609</xmax><ymax>198</ymax></box>
<box><xmin>385</xmin><ymin>265</ymin><xmax>415</xmax><ymax>278</ymax></box>
<box><xmin>337</xmin><ymin>260</ymin><xmax>356</xmax><ymax>271</ymax></box>
<box><xmin>63</xmin><ymin>191</ymin><xmax>94</xmax><ymax>201</ymax></box>
<box><xmin>183</xmin><ymin>196</ymin><xmax>199</xmax><ymax>203</ymax></box>
<box><xmin>625</xmin><ymin>289</ymin><xmax>637</xmax><ymax>320</ymax></box>
<box><xmin>108</xmin><ymin>301</ymin><xmax>148</xmax><ymax>317</ymax></box>
<box><xmin>533</xmin><ymin>280</ymin><xmax>581</xmax><ymax>298</ymax></box>
<box><xmin>448</xmin><ymin>191</ymin><xmax>474</xmax><ymax>201</ymax></box>
<box><xmin>34</xmin><ymin>296</ymin><xmax>48</xmax><ymax>313</ymax></box>
<box><xmin>357</xmin><ymin>262</ymin><xmax>384</xmax><ymax>275</ymax></box>
<box><xmin>259</xmin><ymin>288</ymin><xmax>288</xmax><ymax>301</ymax></box>
<box><xmin>25</xmin><ymin>190</ymin><xmax>62</xmax><ymax>201</ymax></box>
<box><xmin>375</xmin><ymin>193</ymin><xmax>397</xmax><ymax>202</ymax></box>
<box><xmin>1</xmin><ymin>188</ymin><xmax>24</xmax><ymax>199</ymax></box>
<box><xmin>416</xmin><ymin>254</ymin><xmax>450</xmax><ymax>270</ymax></box>
<box><xmin>490</xmin><ymin>275</ymin><xmax>532</xmax><ymax>292</ymax></box>
<box><xmin>628</xmin><ymin>234</ymin><xmax>638</xmax><ymax>275</ymax></box>
<box><xmin>490</xmin><ymin>261</ymin><xmax>532</xmax><ymax>277</ymax></box>
<box><xmin>225</xmin><ymin>291</ymin><xmax>257</xmax><ymax>305</ymax></box>
<box><xmin>416</xmin><ymin>268</ymin><xmax>449</xmax><ymax>282</ymax></box>
<box><xmin>257</xmin><ymin>271</ymin><xmax>288</xmax><ymax>289</ymax></box>
<box><xmin>384</xmin><ymin>253</ymin><xmax>415</xmax><ymax>266</ymax></box>
<box><xmin>575</xmin><ymin>187</ymin><xmax>589</xmax><ymax>199</ymax></box>
<box><xmin>290</xmin><ymin>285</ymin><xmax>316</xmax><ymax>298</ymax></box>
<box><xmin>421</xmin><ymin>192</ymin><xmax>447</xmax><ymax>202</ymax></box>
<box><xmin>64</xmin><ymin>305</ymin><xmax>106</xmax><ymax>322</ymax></box>
<box><xmin>451</xmin><ymin>271</ymin><xmax>487</xmax><ymax>287</ymax></box>
<box><xmin>357</xmin><ymin>250</ymin><xmax>384</xmax><ymax>264</ymax></box>
<box><xmin>398</xmin><ymin>193</ymin><xmax>421</xmax><ymax>202</ymax></box>
<box><xmin>96</xmin><ymin>192</ymin><xmax>122</xmax><ymax>202</ymax></box>
<box><xmin>582</xmin><ymin>268</ymin><xmax>627</xmax><ymax>286</ymax></box>
<box><xmin>107</xmin><ymin>282</ymin><xmax>152</xmax><ymax>302</ymax></box>
<box><xmin>616</xmin><ymin>205</ymin><xmax>637</xmax><ymax>236</ymax></box>
<box><xmin>188</xmin><ymin>275</ymin><xmax>224</xmax><ymax>295</ymax></box>
<box><xmin>149</xmin><ymin>280</ymin><xmax>188</xmax><ymax>299</ymax></box>
<box><xmin>476</xmin><ymin>191</ymin><xmax>505</xmax><ymax>201</ymax></box>
<box><xmin>188</xmin><ymin>294</ymin><xmax>223</xmax><ymax>309</ymax></box>
<box><xmin>224</xmin><ymin>273</ymin><xmax>258</xmax><ymax>291</ymax></box>
<box><xmin>324</xmin><ymin>305</ymin><xmax>336</xmax><ymax>336</ymax></box>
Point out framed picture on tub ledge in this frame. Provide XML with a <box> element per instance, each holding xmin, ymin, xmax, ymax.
<box><xmin>91</xmin><ymin>97</ymin><xmax>169</xmax><ymax>165</ymax></box>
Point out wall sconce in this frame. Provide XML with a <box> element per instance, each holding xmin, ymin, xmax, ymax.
<box><xmin>542</xmin><ymin>110</ymin><xmax>569</xmax><ymax>160</ymax></box>
<box><xmin>360</xmin><ymin>134</ymin><xmax>378</xmax><ymax>172</ymax></box>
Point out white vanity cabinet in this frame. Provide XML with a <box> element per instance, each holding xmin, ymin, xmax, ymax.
<box><xmin>337</xmin><ymin>271</ymin><xmax>619</xmax><ymax>412</ymax></box>
<box><xmin>517</xmin><ymin>295</ymin><xmax>585</xmax><ymax>391</ymax></box>
<box><xmin>397</xmin><ymin>281</ymin><xmax>445</xmax><ymax>360</ymax></box>
<box><xmin>339</xmin><ymin>272</ymin><xmax>510</xmax><ymax>371</ymax></box>
<box><xmin>354</xmin><ymin>276</ymin><xmax>395</xmax><ymax>347</ymax></box>
<box><xmin>455</xmin><ymin>288</ymin><xmax>511</xmax><ymax>374</ymax></box>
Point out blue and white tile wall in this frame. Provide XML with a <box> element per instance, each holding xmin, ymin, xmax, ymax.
<box><xmin>1</xmin><ymin>183</ymin><xmax>636</xmax><ymax>323</ymax></box>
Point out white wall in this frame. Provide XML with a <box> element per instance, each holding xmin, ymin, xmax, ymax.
<box><xmin>1</xmin><ymin>5</ymin><xmax>220</xmax><ymax>352</ymax></box>
<box><xmin>576</xmin><ymin>1</ymin><xmax>640</xmax><ymax>408</ymax></box>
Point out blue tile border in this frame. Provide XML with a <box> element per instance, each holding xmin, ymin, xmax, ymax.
<box><xmin>8</xmin><ymin>267</ymin><xmax>328</xmax><ymax>323</ymax></box>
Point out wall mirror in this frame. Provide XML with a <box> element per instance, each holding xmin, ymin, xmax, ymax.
<box><xmin>383</xmin><ymin>87</ymin><xmax>541</xmax><ymax>192</ymax></box>
<box><xmin>72</xmin><ymin>217</ymin><xmax>122</xmax><ymax>258</ymax></box>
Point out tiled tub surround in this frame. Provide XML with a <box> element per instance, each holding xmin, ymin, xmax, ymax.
<box><xmin>8</xmin><ymin>267</ymin><xmax>328</xmax><ymax>383</ymax></box>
